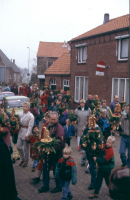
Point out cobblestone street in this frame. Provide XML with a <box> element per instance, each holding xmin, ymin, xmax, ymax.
<box><xmin>13</xmin><ymin>121</ymin><xmax>122</xmax><ymax>200</ymax></box>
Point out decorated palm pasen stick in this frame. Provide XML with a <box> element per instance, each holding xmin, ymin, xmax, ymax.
<box><xmin>10</xmin><ymin>108</ymin><xmax>19</xmax><ymax>134</ymax></box>
<box><xmin>91</xmin><ymin>95</ymin><xmax>101</xmax><ymax>118</ymax></box>
<box><xmin>82</xmin><ymin>114</ymin><xmax>104</xmax><ymax>155</ymax></box>
<box><xmin>109</xmin><ymin>103</ymin><xmax>121</xmax><ymax>130</ymax></box>
<box><xmin>33</xmin><ymin>127</ymin><xmax>60</xmax><ymax>166</ymax></box>
<box><xmin>68</xmin><ymin>110</ymin><xmax>77</xmax><ymax>124</ymax></box>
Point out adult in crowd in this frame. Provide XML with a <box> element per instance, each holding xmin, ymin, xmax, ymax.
<box><xmin>30</xmin><ymin>84</ymin><xmax>34</xmax><ymax>92</ymax></box>
<box><xmin>109</xmin><ymin>167</ymin><xmax>129</xmax><ymax>200</ymax></box>
<box><xmin>23</xmin><ymin>84</ymin><xmax>27</xmax><ymax>96</ymax></box>
<box><xmin>26</xmin><ymin>84</ymin><xmax>31</xmax><ymax>97</ymax></box>
<box><xmin>30</xmin><ymin>102</ymin><xmax>38</xmax><ymax>126</ymax></box>
<box><xmin>75</xmin><ymin>99</ymin><xmax>91</xmax><ymax>147</ymax></box>
<box><xmin>12</xmin><ymin>84</ymin><xmax>18</xmax><ymax>95</ymax></box>
<box><xmin>19</xmin><ymin>83</ymin><xmax>24</xmax><ymax>95</ymax></box>
<box><xmin>56</xmin><ymin>89</ymin><xmax>65</xmax><ymax>100</ymax></box>
<box><xmin>57</xmin><ymin>93</ymin><xmax>63</xmax><ymax>102</ymax></box>
<box><xmin>0</xmin><ymin>108</ymin><xmax>11</xmax><ymax>148</ymax></box>
<box><xmin>110</xmin><ymin>95</ymin><xmax>120</xmax><ymax>113</ymax></box>
<box><xmin>53</xmin><ymin>99</ymin><xmax>60</xmax><ymax>111</ymax></box>
<box><xmin>4</xmin><ymin>84</ymin><xmax>11</xmax><ymax>91</ymax></box>
<box><xmin>38</xmin><ymin>111</ymin><xmax>65</xmax><ymax>193</ymax></box>
<box><xmin>17</xmin><ymin>102</ymin><xmax>34</xmax><ymax>168</ymax></box>
<box><xmin>48</xmin><ymin>90</ymin><xmax>55</xmax><ymax>108</ymax></box>
<box><xmin>85</xmin><ymin>93</ymin><xmax>93</xmax><ymax>109</ymax></box>
<box><xmin>119</xmin><ymin>104</ymin><xmax>129</xmax><ymax>167</ymax></box>
<box><xmin>31</xmin><ymin>88</ymin><xmax>38</xmax><ymax>99</ymax></box>
<box><xmin>96</xmin><ymin>108</ymin><xmax>111</xmax><ymax>141</ymax></box>
<box><xmin>36</xmin><ymin>102</ymin><xmax>43</xmax><ymax>127</ymax></box>
<box><xmin>0</xmin><ymin>132</ymin><xmax>21</xmax><ymax>200</ymax></box>
<box><xmin>40</xmin><ymin>90</ymin><xmax>49</xmax><ymax>106</ymax></box>
<box><xmin>101</xmin><ymin>100</ymin><xmax>112</xmax><ymax>117</ymax></box>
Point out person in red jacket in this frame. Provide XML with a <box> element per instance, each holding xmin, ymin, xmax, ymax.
<box><xmin>32</xmin><ymin>112</ymin><xmax>51</xmax><ymax>182</ymax></box>
<box><xmin>19</xmin><ymin>83</ymin><xmax>24</xmax><ymax>95</ymax></box>
<box><xmin>40</xmin><ymin>90</ymin><xmax>49</xmax><ymax>106</ymax></box>
<box><xmin>23</xmin><ymin>84</ymin><xmax>27</xmax><ymax>96</ymax></box>
<box><xmin>27</xmin><ymin>125</ymin><xmax>40</xmax><ymax>172</ymax></box>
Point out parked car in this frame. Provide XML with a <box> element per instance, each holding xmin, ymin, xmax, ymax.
<box><xmin>0</xmin><ymin>91</ymin><xmax>15</xmax><ymax>104</ymax></box>
<box><xmin>2</xmin><ymin>96</ymin><xmax>30</xmax><ymax>116</ymax></box>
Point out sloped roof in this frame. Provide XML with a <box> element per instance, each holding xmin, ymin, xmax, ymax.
<box><xmin>44</xmin><ymin>53</ymin><xmax>70</xmax><ymax>75</ymax></box>
<box><xmin>70</xmin><ymin>14</ymin><xmax>129</xmax><ymax>41</ymax></box>
<box><xmin>37</xmin><ymin>41</ymin><xmax>69</xmax><ymax>57</ymax></box>
<box><xmin>0</xmin><ymin>49</ymin><xmax>20</xmax><ymax>73</ymax></box>
<box><xmin>0</xmin><ymin>60</ymin><xmax>5</xmax><ymax>66</ymax></box>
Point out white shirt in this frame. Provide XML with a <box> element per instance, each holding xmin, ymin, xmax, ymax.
<box><xmin>82</xmin><ymin>108</ymin><xmax>84</xmax><ymax>111</ymax></box>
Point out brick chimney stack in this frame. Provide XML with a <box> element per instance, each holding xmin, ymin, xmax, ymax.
<box><xmin>103</xmin><ymin>13</ymin><xmax>109</xmax><ymax>24</ymax></box>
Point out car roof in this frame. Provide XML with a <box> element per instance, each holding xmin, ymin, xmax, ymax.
<box><xmin>4</xmin><ymin>96</ymin><xmax>29</xmax><ymax>100</ymax></box>
<box><xmin>0</xmin><ymin>92</ymin><xmax>14</xmax><ymax>94</ymax></box>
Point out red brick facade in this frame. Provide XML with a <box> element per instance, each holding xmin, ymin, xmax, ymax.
<box><xmin>69</xmin><ymin>29</ymin><xmax>129</xmax><ymax>108</ymax></box>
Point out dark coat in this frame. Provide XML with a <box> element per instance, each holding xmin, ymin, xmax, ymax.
<box><xmin>48</xmin><ymin>122</ymin><xmax>65</xmax><ymax>160</ymax></box>
<box><xmin>85</xmin><ymin>99</ymin><xmax>92</xmax><ymax>110</ymax></box>
<box><xmin>48</xmin><ymin>95</ymin><xmax>56</xmax><ymax>107</ymax></box>
<box><xmin>0</xmin><ymin>136</ymin><xmax>18</xmax><ymax>200</ymax></box>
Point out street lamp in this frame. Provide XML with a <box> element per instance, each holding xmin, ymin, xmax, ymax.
<box><xmin>27</xmin><ymin>47</ymin><xmax>30</xmax><ymax>74</ymax></box>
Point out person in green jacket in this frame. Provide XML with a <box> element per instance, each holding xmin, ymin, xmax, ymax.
<box><xmin>89</xmin><ymin>136</ymin><xmax>115</xmax><ymax>199</ymax></box>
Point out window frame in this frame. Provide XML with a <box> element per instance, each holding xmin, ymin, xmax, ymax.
<box><xmin>75</xmin><ymin>43</ymin><xmax>87</xmax><ymax>64</ymax></box>
<box><xmin>115</xmin><ymin>34</ymin><xmax>129</xmax><ymax>61</ymax></box>
<box><xmin>50</xmin><ymin>78</ymin><xmax>57</xmax><ymax>85</ymax></box>
<box><xmin>74</xmin><ymin>76</ymin><xmax>89</xmax><ymax>102</ymax></box>
<box><xmin>111</xmin><ymin>78</ymin><xmax>129</xmax><ymax>103</ymax></box>
<box><xmin>14</xmin><ymin>73</ymin><xmax>16</xmax><ymax>81</ymax></box>
<box><xmin>63</xmin><ymin>79</ymin><xmax>70</xmax><ymax>91</ymax></box>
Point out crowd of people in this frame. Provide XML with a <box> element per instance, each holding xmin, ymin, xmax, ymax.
<box><xmin>0</xmin><ymin>87</ymin><xmax>129</xmax><ymax>200</ymax></box>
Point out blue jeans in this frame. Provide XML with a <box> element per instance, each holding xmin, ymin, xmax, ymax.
<box><xmin>43</xmin><ymin>155</ymin><xmax>62</xmax><ymax>189</ymax></box>
<box><xmin>32</xmin><ymin>160</ymin><xmax>37</xmax><ymax>168</ymax></box>
<box><xmin>89</xmin><ymin>156</ymin><xmax>96</xmax><ymax>186</ymax></box>
<box><xmin>119</xmin><ymin>136</ymin><xmax>129</xmax><ymax>167</ymax></box>
<box><xmin>94</xmin><ymin>169</ymin><xmax>111</xmax><ymax>194</ymax></box>
<box><xmin>61</xmin><ymin>181</ymin><xmax>72</xmax><ymax>200</ymax></box>
<box><xmin>36</xmin><ymin>119</ymin><xmax>40</xmax><ymax>127</ymax></box>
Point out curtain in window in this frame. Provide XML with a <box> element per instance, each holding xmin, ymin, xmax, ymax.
<box><xmin>125</xmin><ymin>79</ymin><xmax>129</xmax><ymax>104</ymax></box>
<box><xmin>84</xmin><ymin>78</ymin><xmax>88</xmax><ymax>100</ymax></box>
<box><xmin>121</xmin><ymin>39</ymin><xmax>129</xmax><ymax>58</ymax></box>
<box><xmin>76</xmin><ymin>77</ymin><xmax>79</xmax><ymax>101</ymax></box>
<box><xmin>80</xmin><ymin>77</ymin><xmax>84</xmax><ymax>100</ymax></box>
<box><xmin>82</xmin><ymin>46</ymin><xmax>87</xmax><ymax>61</ymax></box>
<box><xmin>78</xmin><ymin>47</ymin><xmax>82</xmax><ymax>62</ymax></box>
<box><xmin>113</xmin><ymin>79</ymin><xmax>118</xmax><ymax>99</ymax></box>
<box><xmin>119</xmin><ymin>79</ymin><xmax>125</xmax><ymax>101</ymax></box>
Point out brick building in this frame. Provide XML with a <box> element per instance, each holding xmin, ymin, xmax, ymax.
<box><xmin>37</xmin><ymin>41</ymin><xmax>69</xmax><ymax>88</ymax></box>
<box><xmin>44</xmin><ymin>53</ymin><xmax>70</xmax><ymax>91</ymax></box>
<box><xmin>0</xmin><ymin>49</ymin><xmax>20</xmax><ymax>84</ymax></box>
<box><xmin>68</xmin><ymin>14</ymin><xmax>129</xmax><ymax>108</ymax></box>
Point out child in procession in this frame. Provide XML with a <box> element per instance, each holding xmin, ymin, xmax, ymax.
<box><xmin>89</xmin><ymin>136</ymin><xmax>115</xmax><ymax>199</ymax></box>
<box><xmin>27</xmin><ymin>125</ymin><xmax>40</xmax><ymax>172</ymax></box>
<box><xmin>55</xmin><ymin>147</ymin><xmax>77</xmax><ymax>200</ymax></box>
<box><xmin>64</xmin><ymin>119</ymin><xmax>77</xmax><ymax>146</ymax></box>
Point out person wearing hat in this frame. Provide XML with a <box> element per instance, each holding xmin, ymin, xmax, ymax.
<box><xmin>101</xmin><ymin>100</ymin><xmax>112</xmax><ymax>118</ymax></box>
<box><xmin>75</xmin><ymin>99</ymin><xmax>91</xmax><ymax>147</ymax></box>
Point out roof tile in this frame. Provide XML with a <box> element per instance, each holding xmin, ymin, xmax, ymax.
<box><xmin>71</xmin><ymin>14</ymin><xmax>129</xmax><ymax>41</ymax></box>
<box><xmin>44</xmin><ymin>53</ymin><xmax>70</xmax><ymax>75</ymax></box>
<box><xmin>37</xmin><ymin>42</ymin><xmax>69</xmax><ymax>57</ymax></box>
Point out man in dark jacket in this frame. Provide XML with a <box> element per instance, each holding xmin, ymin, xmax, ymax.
<box><xmin>38</xmin><ymin>111</ymin><xmax>65</xmax><ymax>194</ymax></box>
<box><xmin>48</xmin><ymin>90</ymin><xmax>56</xmax><ymax>108</ymax></box>
<box><xmin>119</xmin><ymin>104</ymin><xmax>129</xmax><ymax>167</ymax></box>
<box><xmin>0</xmin><ymin>134</ymin><xmax>21</xmax><ymax>200</ymax></box>
<box><xmin>85</xmin><ymin>93</ymin><xmax>93</xmax><ymax>110</ymax></box>
<box><xmin>110</xmin><ymin>95</ymin><xmax>120</xmax><ymax>113</ymax></box>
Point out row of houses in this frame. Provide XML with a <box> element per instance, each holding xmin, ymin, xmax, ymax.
<box><xmin>37</xmin><ymin>13</ymin><xmax>129</xmax><ymax>107</ymax></box>
<box><xmin>0</xmin><ymin>49</ymin><xmax>20</xmax><ymax>84</ymax></box>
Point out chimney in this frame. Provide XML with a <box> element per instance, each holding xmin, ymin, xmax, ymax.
<box><xmin>103</xmin><ymin>13</ymin><xmax>109</xmax><ymax>24</ymax></box>
<box><xmin>13</xmin><ymin>59</ymin><xmax>15</xmax><ymax>64</ymax></box>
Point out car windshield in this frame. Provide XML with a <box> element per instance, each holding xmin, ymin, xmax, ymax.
<box><xmin>6</xmin><ymin>98</ymin><xmax>30</xmax><ymax>108</ymax></box>
<box><xmin>0</xmin><ymin>93</ymin><xmax>14</xmax><ymax>100</ymax></box>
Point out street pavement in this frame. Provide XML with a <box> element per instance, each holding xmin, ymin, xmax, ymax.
<box><xmin>13</xmin><ymin>121</ymin><xmax>122</xmax><ymax>200</ymax></box>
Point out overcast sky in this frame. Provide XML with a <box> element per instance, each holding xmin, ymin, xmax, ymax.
<box><xmin>0</xmin><ymin>0</ymin><xmax>129</xmax><ymax>70</ymax></box>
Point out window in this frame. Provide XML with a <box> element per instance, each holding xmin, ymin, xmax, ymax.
<box><xmin>115</xmin><ymin>35</ymin><xmax>129</xmax><ymax>61</ymax></box>
<box><xmin>78</xmin><ymin>46</ymin><xmax>87</xmax><ymax>63</ymax></box>
<box><xmin>47</xmin><ymin>61</ymin><xmax>54</xmax><ymax>69</ymax></box>
<box><xmin>111</xmin><ymin>78</ymin><xmax>129</xmax><ymax>103</ymax></box>
<box><xmin>50</xmin><ymin>78</ymin><xmax>57</xmax><ymax>90</ymax></box>
<box><xmin>63</xmin><ymin>80</ymin><xmax>70</xmax><ymax>91</ymax></box>
<box><xmin>14</xmin><ymin>73</ymin><xmax>16</xmax><ymax>81</ymax></box>
<box><xmin>10</xmin><ymin>75</ymin><xmax>12</xmax><ymax>79</ymax></box>
<box><xmin>74</xmin><ymin>76</ymin><xmax>88</xmax><ymax>102</ymax></box>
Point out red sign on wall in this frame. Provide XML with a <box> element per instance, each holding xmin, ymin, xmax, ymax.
<box><xmin>96</xmin><ymin>61</ymin><xmax>106</xmax><ymax>72</ymax></box>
